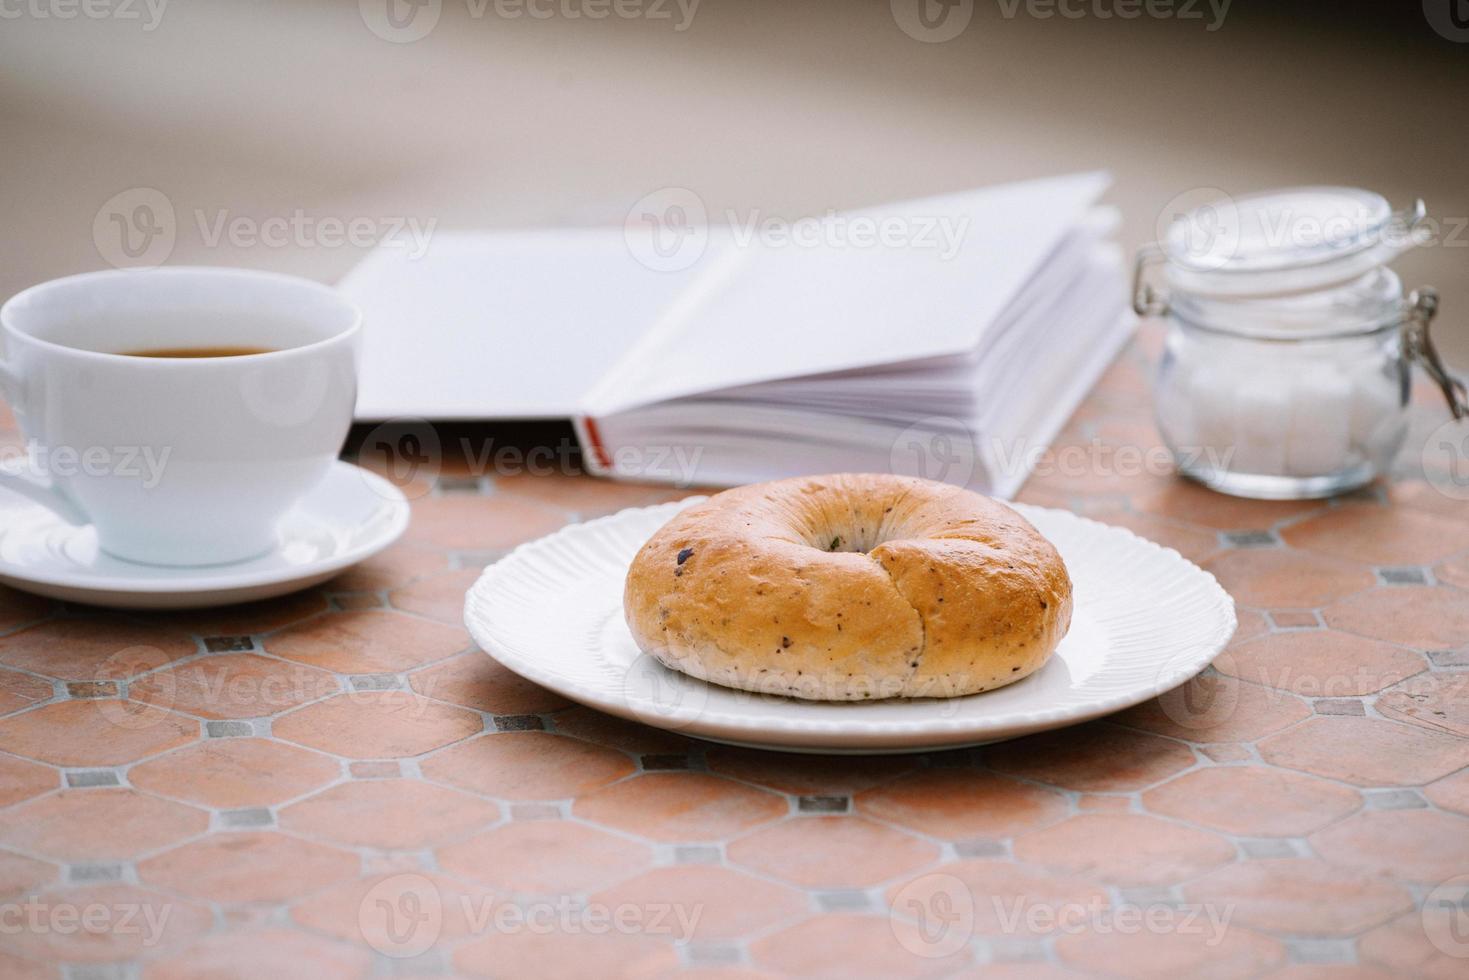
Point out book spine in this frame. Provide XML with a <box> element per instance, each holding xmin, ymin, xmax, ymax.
<box><xmin>572</xmin><ymin>415</ymin><xmax>614</xmax><ymax>478</ymax></box>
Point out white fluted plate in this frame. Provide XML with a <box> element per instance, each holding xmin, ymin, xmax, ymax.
<box><xmin>0</xmin><ymin>462</ymin><xmax>409</xmax><ymax>609</ymax></box>
<box><xmin>465</xmin><ymin>498</ymin><xmax>1235</xmax><ymax>753</ymax></box>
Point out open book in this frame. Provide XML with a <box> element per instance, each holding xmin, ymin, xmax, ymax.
<box><xmin>341</xmin><ymin>172</ymin><xmax>1132</xmax><ymax>497</ymax></box>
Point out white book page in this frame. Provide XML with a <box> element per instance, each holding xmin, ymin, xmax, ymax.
<box><xmin>581</xmin><ymin>172</ymin><xmax>1110</xmax><ymax>418</ymax></box>
<box><xmin>343</xmin><ymin>229</ymin><xmax>709</xmax><ymax>420</ymax></box>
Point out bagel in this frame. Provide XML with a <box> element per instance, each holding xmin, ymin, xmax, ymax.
<box><xmin>623</xmin><ymin>473</ymin><xmax>1072</xmax><ymax>701</ymax></box>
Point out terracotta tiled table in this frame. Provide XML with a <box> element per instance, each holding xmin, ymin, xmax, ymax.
<box><xmin>1</xmin><ymin>324</ymin><xmax>1467</xmax><ymax>979</ymax></box>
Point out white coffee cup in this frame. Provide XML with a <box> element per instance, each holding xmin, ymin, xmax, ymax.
<box><xmin>0</xmin><ymin>267</ymin><xmax>361</xmax><ymax>566</ymax></box>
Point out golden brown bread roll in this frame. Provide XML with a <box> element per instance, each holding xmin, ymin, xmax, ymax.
<box><xmin>623</xmin><ymin>473</ymin><xmax>1072</xmax><ymax>701</ymax></box>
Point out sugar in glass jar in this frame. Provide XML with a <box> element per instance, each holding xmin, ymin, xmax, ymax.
<box><xmin>1135</xmin><ymin>187</ymin><xmax>1466</xmax><ymax>500</ymax></box>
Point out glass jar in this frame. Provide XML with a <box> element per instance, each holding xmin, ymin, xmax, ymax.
<box><xmin>1135</xmin><ymin>187</ymin><xmax>1466</xmax><ymax>500</ymax></box>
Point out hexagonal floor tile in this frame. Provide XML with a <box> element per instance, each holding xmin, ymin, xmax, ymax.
<box><xmin>143</xmin><ymin>927</ymin><xmax>372</xmax><ymax>980</ymax></box>
<box><xmin>1074</xmin><ymin>506</ymin><xmax>1222</xmax><ymax>564</ymax></box>
<box><xmin>1131</xmin><ymin>478</ymin><xmax>1325</xmax><ymax>533</ymax></box>
<box><xmin>437</xmin><ymin>819</ymin><xmax>651</xmax><ymax>895</ymax></box>
<box><xmin>1204</xmin><ymin>549</ymin><xmax>1374</xmax><ymax>609</ymax></box>
<box><xmin>705</xmin><ymin>747</ymin><xmax>913</xmax><ymax>796</ymax></box>
<box><xmin>410</xmin><ymin>653</ymin><xmax>570</xmax><ymax>715</ymax></box>
<box><xmin>1218</xmin><ymin>631</ymin><xmax>1426</xmax><ymax>697</ymax></box>
<box><xmin>0</xmin><ymin>588</ymin><xmax>49</xmax><ymax>634</ymax></box>
<box><xmin>1114</xmin><ymin>675</ymin><xmax>1311</xmax><ymax>743</ymax></box>
<box><xmin>1359</xmin><ymin>909</ymin><xmax>1468</xmax><ymax>979</ymax></box>
<box><xmin>751</xmin><ymin>913</ymin><xmax>971</xmax><ymax>980</ymax></box>
<box><xmin>160</xmin><ymin>591</ymin><xmax>330</xmax><ymax>637</ymax></box>
<box><xmin>266</xmin><ymin>610</ymin><xmax>469</xmax><ymax>674</ymax></box>
<box><xmin>0</xmin><ymin>752</ymin><xmax>58</xmax><ymax>807</ymax></box>
<box><xmin>0</xmin><ymin>667</ymin><xmax>53</xmax><ymax>715</ymax></box>
<box><xmin>1182</xmin><ymin>858</ymin><xmax>1412</xmax><ymax>936</ymax></box>
<box><xmin>1141</xmin><ymin>766</ymin><xmax>1360</xmax><ymax>837</ymax></box>
<box><xmin>2</xmin><ymin>883</ymin><xmax>211</xmax><ymax>964</ymax></box>
<box><xmin>1375</xmin><ymin>673</ymin><xmax>1469</xmax><ymax>738</ymax></box>
<box><xmin>885</xmin><ymin>860</ymin><xmax>1107</xmax><ymax>938</ymax></box>
<box><xmin>389</xmin><ymin>567</ymin><xmax>484</xmax><ymax>624</ymax></box>
<box><xmin>274</xmin><ymin>691</ymin><xmax>481</xmax><ymax>759</ymax></box>
<box><xmin>280</xmin><ymin>779</ymin><xmax>498</xmax><ymax>849</ymax></box>
<box><xmin>1425</xmin><ymin>768</ymin><xmax>1469</xmax><ymax>817</ymax></box>
<box><xmin>139</xmin><ymin>831</ymin><xmax>359</xmax><ymax>903</ymax></box>
<box><xmin>1258</xmin><ymin>716</ymin><xmax>1469</xmax><ymax>786</ymax></box>
<box><xmin>986</xmin><ymin>723</ymin><xmax>1195</xmax><ymax>792</ymax></box>
<box><xmin>129</xmin><ymin>653</ymin><xmax>339</xmax><ymax>720</ymax></box>
<box><xmin>129</xmin><ymin>738</ymin><xmax>340</xmax><ymax>809</ymax></box>
<box><xmin>574</xmin><ymin>773</ymin><xmax>786</xmax><ymax>842</ymax></box>
<box><xmin>0</xmin><ymin>699</ymin><xmax>196</xmax><ymax>766</ymax></box>
<box><xmin>0</xmin><ymin>620</ymin><xmax>193</xmax><ymax>681</ymax></box>
<box><xmin>324</xmin><ymin>541</ymin><xmax>449</xmax><ymax>593</ymax></box>
<box><xmin>856</xmin><ymin>769</ymin><xmax>1067</xmax><ymax>840</ymax></box>
<box><xmin>1309</xmin><ymin>810</ymin><xmax>1469</xmax><ymax>881</ymax></box>
<box><xmin>453</xmin><ymin>929</ymin><xmax>678</xmax><ymax>979</ymax></box>
<box><xmin>1282</xmin><ymin>505</ymin><xmax>1469</xmax><ymax>566</ymax></box>
<box><xmin>422</xmin><ymin>731</ymin><xmax>632</xmax><ymax>800</ymax></box>
<box><xmin>290</xmin><ymin>871</ymin><xmax>494</xmax><ymax>946</ymax></box>
<box><xmin>1436</xmin><ymin>551</ymin><xmax>1469</xmax><ymax>590</ymax></box>
<box><xmin>591</xmin><ymin>866</ymin><xmax>807</xmax><ymax>940</ymax></box>
<box><xmin>1054</xmin><ymin>922</ymin><xmax>1285</xmax><ymax>980</ymax></box>
<box><xmin>1324</xmin><ymin>586</ymin><xmax>1469</xmax><ymax>650</ymax></box>
<box><xmin>0</xmin><ymin>849</ymin><xmax>57</xmax><ymax>898</ymax></box>
<box><xmin>0</xmin><ymin>789</ymin><xmax>208</xmax><ymax>861</ymax></box>
<box><xmin>728</xmin><ymin>816</ymin><xmax>938</xmax><ymax>889</ymax></box>
<box><xmin>493</xmin><ymin>470</ymin><xmax>671</xmax><ymax>517</ymax></box>
<box><xmin>1012</xmin><ymin>813</ymin><xmax>1233</xmax><ymax>886</ymax></box>
<box><xmin>405</xmin><ymin>494</ymin><xmax>568</xmax><ymax>552</ymax></box>
<box><xmin>548</xmin><ymin>706</ymin><xmax>694</xmax><ymax>755</ymax></box>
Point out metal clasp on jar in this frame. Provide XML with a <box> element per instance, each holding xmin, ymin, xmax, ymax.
<box><xmin>1403</xmin><ymin>288</ymin><xmax>1469</xmax><ymax>420</ymax></box>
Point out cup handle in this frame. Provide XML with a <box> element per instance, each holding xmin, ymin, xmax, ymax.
<box><xmin>0</xmin><ymin>359</ymin><xmax>87</xmax><ymax>525</ymax></box>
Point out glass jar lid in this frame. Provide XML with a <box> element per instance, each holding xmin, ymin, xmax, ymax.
<box><xmin>1167</xmin><ymin>267</ymin><xmax>1405</xmax><ymax>339</ymax></box>
<box><xmin>1158</xmin><ymin>186</ymin><xmax>1425</xmax><ymax>298</ymax></box>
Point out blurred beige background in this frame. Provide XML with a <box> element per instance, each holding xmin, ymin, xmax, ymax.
<box><xmin>2</xmin><ymin>0</ymin><xmax>1465</xmax><ymax>364</ymax></box>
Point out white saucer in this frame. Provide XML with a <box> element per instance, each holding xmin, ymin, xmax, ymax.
<box><xmin>0</xmin><ymin>461</ymin><xmax>409</xmax><ymax>610</ymax></box>
<box><xmin>465</xmin><ymin>498</ymin><xmax>1236</xmax><ymax>754</ymax></box>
